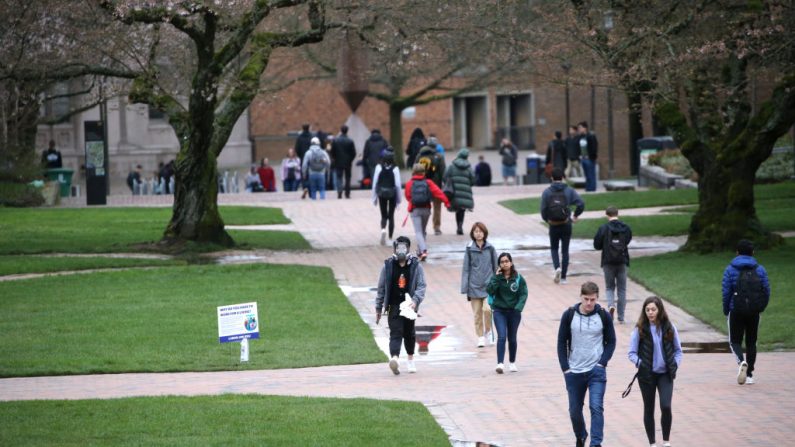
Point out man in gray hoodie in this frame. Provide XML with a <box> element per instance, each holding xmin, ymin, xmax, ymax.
<box><xmin>593</xmin><ymin>206</ymin><xmax>633</xmax><ymax>323</ymax></box>
<box><xmin>557</xmin><ymin>281</ymin><xmax>616</xmax><ymax>447</ymax></box>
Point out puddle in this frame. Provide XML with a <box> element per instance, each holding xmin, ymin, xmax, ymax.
<box><xmin>215</xmin><ymin>254</ymin><xmax>269</xmax><ymax>264</ymax></box>
<box><xmin>415</xmin><ymin>325</ymin><xmax>446</xmax><ymax>354</ymax></box>
<box><xmin>681</xmin><ymin>342</ymin><xmax>730</xmax><ymax>353</ymax></box>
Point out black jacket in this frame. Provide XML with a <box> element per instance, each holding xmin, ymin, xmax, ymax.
<box><xmin>331</xmin><ymin>134</ymin><xmax>356</xmax><ymax>168</ymax></box>
<box><xmin>546</xmin><ymin>138</ymin><xmax>567</xmax><ymax>170</ymax></box>
<box><xmin>294</xmin><ymin>130</ymin><xmax>313</xmax><ymax>162</ymax></box>
<box><xmin>363</xmin><ymin>133</ymin><xmax>388</xmax><ymax>172</ymax></box>
<box><xmin>636</xmin><ymin>321</ymin><xmax>678</xmax><ymax>382</ymax></box>
<box><xmin>593</xmin><ymin>219</ymin><xmax>633</xmax><ymax>266</ymax></box>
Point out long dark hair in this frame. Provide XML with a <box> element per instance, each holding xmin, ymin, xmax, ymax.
<box><xmin>497</xmin><ymin>252</ymin><xmax>517</xmax><ymax>278</ymax></box>
<box><xmin>636</xmin><ymin>296</ymin><xmax>674</xmax><ymax>341</ymax></box>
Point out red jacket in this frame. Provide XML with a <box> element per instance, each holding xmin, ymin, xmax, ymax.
<box><xmin>257</xmin><ymin>166</ymin><xmax>276</xmax><ymax>192</ymax></box>
<box><xmin>405</xmin><ymin>174</ymin><xmax>450</xmax><ymax>212</ymax></box>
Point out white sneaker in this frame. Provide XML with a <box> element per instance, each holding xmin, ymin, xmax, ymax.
<box><xmin>554</xmin><ymin>267</ymin><xmax>561</xmax><ymax>284</ymax></box>
<box><xmin>486</xmin><ymin>330</ymin><xmax>495</xmax><ymax>345</ymax></box>
<box><xmin>389</xmin><ymin>356</ymin><xmax>400</xmax><ymax>375</ymax></box>
<box><xmin>407</xmin><ymin>360</ymin><xmax>417</xmax><ymax>373</ymax></box>
<box><xmin>496</xmin><ymin>363</ymin><xmax>504</xmax><ymax>374</ymax></box>
<box><xmin>380</xmin><ymin>229</ymin><xmax>387</xmax><ymax>246</ymax></box>
<box><xmin>737</xmin><ymin>361</ymin><xmax>748</xmax><ymax>384</ymax></box>
<box><xmin>560</xmin><ymin>278</ymin><xmax>568</xmax><ymax>284</ymax></box>
<box><xmin>509</xmin><ymin>363</ymin><xmax>518</xmax><ymax>372</ymax></box>
<box><xmin>745</xmin><ymin>376</ymin><xmax>755</xmax><ymax>384</ymax></box>
<box><xmin>477</xmin><ymin>336</ymin><xmax>485</xmax><ymax>348</ymax></box>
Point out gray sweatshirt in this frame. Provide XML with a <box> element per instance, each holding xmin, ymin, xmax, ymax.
<box><xmin>461</xmin><ymin>241</ymin><xmax>498</xmax><ymax>298</ymax></box>
<box><xmin>568</xmin><ymin>308</ymin><xmax>605</xmax><ymax>373</ymax></box>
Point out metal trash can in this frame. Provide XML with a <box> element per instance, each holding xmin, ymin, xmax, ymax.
<box><xmin>523</xmin><ymin>154</ymin><xmax>545</xmax><ymax>184</ymax></box>
<box><xmin>44</xmin><ymin>168</ymin><xmax>74</xmax><ymax>197</ymax></box>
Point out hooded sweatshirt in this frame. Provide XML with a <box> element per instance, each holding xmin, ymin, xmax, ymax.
<box><xmin>557</xmin><ymin>303</ymin><xmax>616</xmax><ymax>372</ymax></box>
<box><xmin>540</xmin><ymin>182</ymin><xmax>585</xmax><ymax>223</ymax></box>
<box><xmin>593</xmin><ymin>219</ymin><xmax>633</xmax><ymax>266</ymax></box>
<box><xmin>301</xmin><ymin>144</ymin><xmax>330</xmax><ymax>177</ymax></box>
<box><xmin>721</xmin><ymin>255</ymin><xmax>770</xmax><ymax>315</ymax></box>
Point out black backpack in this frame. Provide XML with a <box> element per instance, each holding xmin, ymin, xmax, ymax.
<box><xmin>603</xmin><ymin>228</ymin><xmax>628</xmax><ymax>265</ymax></box>
<box><xmin>546</xmin><ymin>189</ymin><xmax>569</xmax><ymax>222</ymax></box>
<box><xmin>376</xmin><ymin>166</ymin><xmax>396</xmax><ymax>199</ymax></box>
<box><xmin>411</xmin><ymin>179</ymin><xmax>431</xmax><ymax>206</ymax></box>
<box><xmin>733</xmin><ymin>267</ymin><xmax>766</xmax><ymax>314</ymax></box>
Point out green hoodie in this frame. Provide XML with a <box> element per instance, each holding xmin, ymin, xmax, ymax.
<box><xmin>486</xmin><ymin>272</ymin><xmax>528</xmax><ymax>311</ymax></box>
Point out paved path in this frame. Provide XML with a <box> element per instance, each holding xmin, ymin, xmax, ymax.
<box><xmin>3</xmin><ymin>185</ymin><xmax>794</xmax><ymax>446</ymax></box>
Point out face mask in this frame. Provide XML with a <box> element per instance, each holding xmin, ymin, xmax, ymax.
<box><xmin>395</xmin><ymin>243</ymin><xmax>409</xmax><ymax>261</ymax></box>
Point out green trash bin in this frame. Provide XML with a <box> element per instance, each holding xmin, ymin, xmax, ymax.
<box><xmin>44</xmin><ymin>168</ymin><xmax>74</xmax><ymax>197</ymax></box>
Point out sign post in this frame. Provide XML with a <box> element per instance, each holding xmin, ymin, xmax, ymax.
<box><xmin>217</xmin><ymin>302</ymin><xmax>259</xmax><ymax>362</ymax></box>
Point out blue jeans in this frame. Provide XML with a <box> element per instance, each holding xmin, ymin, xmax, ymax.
<box><xmin>308</xmin><ymin>172</ymin><xmax>326</xmax><ymax>200</ymax></box>
<box><xmin>564</xmin><ymin>366</ymin><xmax>607</xmax><ymax>446</ymax></box>
<box><xmin>283</xmin><ymin>178</ymin><xmax>299</xmax><ymax>192</ymax></box>
<box><xmin>549</xmin><ymin>222</ymin><xmax>572</xmax><ymax>279</ymax></box>
<box><xmin>492</xmin><ymin>308</ymin><xmax>521</xmax><ymax>364</ymax></box>
<box><xmin>582</xmin><ymin>157</ymin><xmax>596</xmax><ymax>191</ymax></box>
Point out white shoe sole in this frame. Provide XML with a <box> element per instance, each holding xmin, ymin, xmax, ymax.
<box><xmin>496</xmin><ymin>365</ymin><xmax>504</xmax><ymax>374</ymax></box>
<box><xmin>737</xmin><ymin>362</ymin><xmax>747</xmax><ymax>384</ymax></box>
<box><xmin>554</xmin><ymin>268</ymin><xmax>561</xmax><ymax>284</ymax></box>
<box><xmin>389</xmin><ymin>358</ymin><xmax>400</xmax><ymax>375</ymax></box>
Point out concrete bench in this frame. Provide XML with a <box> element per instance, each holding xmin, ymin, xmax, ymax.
<box><xmin>638</xmin><ymin>165</ymin><xmax>682</xmax><ymax>189</ymax></box>
<box><xmin>603</xmin><ymin>181</ymin><xmax>636</xmax><ymax>191</ymax></box>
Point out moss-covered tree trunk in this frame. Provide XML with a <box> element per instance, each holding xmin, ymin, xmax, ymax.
<box><xmin>388</xmin><ymin>103</ymin><xmax>405</xmax><ymax>168</ymax></box>
<box><xmin>656</xmin><ymin>69</ymin><xmax>795</xmax><ymax>252</ymax></box>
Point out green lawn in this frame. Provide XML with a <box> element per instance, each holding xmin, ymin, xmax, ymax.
<box><xmin>0</xmin><ymin>395</ymin><xmax>450</xmax><ymax>446</ymax></box>
<box><xmin>0</xmin><ymin>206</ymin><xmax>308</xmax><ymax>254</ymax></box>
<box><xmin>0</xmin><ymin>255</ymin><xmax>186</xmax><ymax>276</ymax></box>
<box><xmin>570</xmin><ymin>195</ymin><xmax>795</xmax><ymax>238</ymax></box>
<box><xmin>500</xmin><ymin>181</ymin><xmax>795</xmax><ymax>215</ymax></box>
<box><xmin>631</xmin><ymin>238</ymin><xmax>795</xmax><ymax>350</ymax></box>
<box><xmin>0</xmin><ymin>264</ymin><xmax>385</xmax><ymax>377</ymax></box>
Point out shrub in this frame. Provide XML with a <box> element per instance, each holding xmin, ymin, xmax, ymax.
<box><xmin>0</xmin><ymin>182</ymin><xmax>45</xmax><ymax>207</ymax></box>
<box><xmin>648</xmin><ymin>149</ymin><xmax>697</xmax><ymax>181</ymax></box>
<box><xmin>756</xmin><ymin>150</ymin><xmax>794</xmax><ymax>183</ymax></box>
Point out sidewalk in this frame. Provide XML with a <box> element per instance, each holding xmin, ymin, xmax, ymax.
<box><xmin>3</xmin><ymin>185</ymin><xmax>794</xmax><ymax>446</ymax></box>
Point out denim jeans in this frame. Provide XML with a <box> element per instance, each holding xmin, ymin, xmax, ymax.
<box><xmin>582</xmin><ymin>157</ymin><xmax>596</xmax><ymax>191</ymax></box>
<box><xmin>283</xmin><ymin>178</ymin><xmax>299</xmax><ymax>192</ymax></box>
<box><xmin>308</xmin><ymin>172</ymin><xmax>326</xmax><ymax>200</ymax></box>
<box><xmin>549</xmin><ymin>222</ymin><xmax>572</xmax><ymax>279</ymax></box>
<box><xmin>335</xmin><ymin>166</ymin><xmax>352</xmax><ymax>198</ymax></box>
<box><xmin>564</xmin><ymin>366</ymin><xmax>607</xmax><ymax>446</ymax></box>
<box><xmin>603</xmin><ymin>263</ymin><xmax>627</xmax><ymax>322</ymax></box>
<box><xmin>492</xmin><ymin>308</ymin><xmax>521</xmax><ymax>364</ymax></box>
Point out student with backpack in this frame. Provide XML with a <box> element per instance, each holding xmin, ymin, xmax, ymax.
<box><xmin>405</xmin><ymin>163</ymin><xmax>450</xmax><ymax>261</ymax></box>
<box><xmin>415</xmin><ymin>141</ymin><xmax>446</xmax><ymax>235</ymax></box>
<box><xmin>722</xmin><ymin>239</ymin><xmax>770</xmax><ymax>385</ymax></box>
<box><xmin>540</xmin><ymin>167</ymin><xmax>585</xmax><ymax>285</ymax></box>
<box><xmin>301</xmin><ymin>137</ymin><xmax>331</xmax><ymax>200</ymax></box>
<box><xmin>371</xmin><ymin>149</ymin><xmax>402</xmax><ymax>246</ymax></box>
<box><xmin>486</xmin><ymin>252</ymin><xmax>528</xmax><ymax>374</ymax></box>
<box><xmin>593</xmin><ymin>206</ymin><xmax>633</xmax><ymax>323</ymax></box>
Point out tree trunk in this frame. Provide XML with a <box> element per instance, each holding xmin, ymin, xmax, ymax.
<box><xmin>626</xmin><ymin>90</ymin><xmax>644</xmax><ymax>175</ymax></box>
<box><xmin>388</xmin><ymin>103</ymin><xmax>405</xmax><ymax>168</ymax></box>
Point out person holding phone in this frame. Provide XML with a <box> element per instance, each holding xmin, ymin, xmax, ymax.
<box><xmin>486</xmin><ymin>252</ymin><xmax>528</xmax><ymax>374</ymax></box>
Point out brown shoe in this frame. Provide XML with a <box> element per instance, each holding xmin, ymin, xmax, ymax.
<box><xmin>609</xmin><ymin>306</ymin><xmax>616</xmax><ymax>320</ymax></box>
<box><xmin>301</xmin><ymin>188</ymin><xmax>308</xmax><ymax>199</ymax></box>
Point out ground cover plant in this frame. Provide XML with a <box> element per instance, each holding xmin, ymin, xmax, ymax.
<box><xmin>630</xmin><ymin>238</ymin><xmax>794</xmax><ymax>350</ymax></box>
<box><xmin>500</xmin><ymin>181</ymin><xmax>794</xmax><ymax>215</ymax></box>
<box><xmin>0</xmin><ymin>263</ymin><xmax>384</xmax><ymax>377</ymax></box>
<box><xmin>0</xmin><ymin>206</ymin><xmax>308</xmax><ymax>254</ymax></box>
<box><xmin>0</xmin><ymin>255</ymin><xmax>185</xmax><ymax>277</ymax></box>
<box><xmin>0</xmin><ymin>395</ymin><xmax>450</xmax><ymax>446</ymax></box>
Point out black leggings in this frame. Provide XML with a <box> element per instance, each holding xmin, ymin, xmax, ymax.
<box><xmin>455</xmin><ymin>209</ymin><xmax>465</xmax><ymax>229</ymax></box>
<box><xmin>639</xmin><ymin>372</ymin><xmax>674</xmax><ymax>444</ymax></box>
<box><xmin>379</xmin><ymin>197</ymin><xmax>397</xmax><ymax>238</ymax></box>
<box><xmin>729</xmin><ymin>311</ymin><xmax>759</xmax><ymax>376</ymax></box>
<box><xmin>387</xmin><ymin>304</ymin><xmax>415</xmax><ymax>357</ymax></box>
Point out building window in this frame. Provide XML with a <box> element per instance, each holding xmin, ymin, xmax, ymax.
<box><xmin>495</xmin><ymin>93</ymin><xmax>535</xmax><ymax>150</ymax></box>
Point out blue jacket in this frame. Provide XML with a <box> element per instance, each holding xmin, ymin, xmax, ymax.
<box><xmin>540</xmin><ymin>182</ymin><xmax>585</xmax><ymax>223</ymax></box>
<box><xmin>722</xmin><ymin>255</ymin><xmax>770</xmax><ymax>316</ymax></box>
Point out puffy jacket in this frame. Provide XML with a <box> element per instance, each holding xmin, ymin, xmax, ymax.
<box><xmin>461</xmin><ymin>241</ymin><xmax>498</xmax><ymax>298</ymax></box>
<box><xmin>722</xmin><ymin>255</ymin><xmax>770</xmax><ymax>315</ymax></box>
<box><xmin>444</xmin><ymin>149</ymin><xmax>476</xmax><ymax>211</ymax></box>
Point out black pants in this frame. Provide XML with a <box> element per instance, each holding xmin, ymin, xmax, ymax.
<box><xmin>388</xmin><ymin>304</ymin><xmax>415</xmax><ymax>357</ymax></box>
<box><xmin>379</xmin><ymin>197</ymin><xmax>397</xmax><ymax>238</ymax></box>
<box><xmin>549</xmin><ymin>222</ymin><xmax>572</xmax><ymax>278</ymax></box>
<box><xmin>729</xmin><ymin>311</ymin><xmax>760</xmax><ymax>376</ymax></box>
<box><xmin>639</xmin><ymin>373</ymin><xmax>674</xmax><ymax>444</ymax></box>
<box><xmin>335</xmin><ymin>166</ymin><xmax>352</xmax><ymax>198</ymax></box>
<box><xmin>455</xmin><ymin>209</ymin><xmax>465</xmax><ymax>231</ymax></box>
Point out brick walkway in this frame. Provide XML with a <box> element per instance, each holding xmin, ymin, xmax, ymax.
<box><xmin>3</xmin><ymin>185</ymin><xmax>793</xmax><ymax>446</ymax></box>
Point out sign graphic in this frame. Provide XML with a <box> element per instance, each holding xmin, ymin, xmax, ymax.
<box><xmin>217</xmin><ymin>302</ymin><xmax>260</xmax><ymax>343</ymax></box>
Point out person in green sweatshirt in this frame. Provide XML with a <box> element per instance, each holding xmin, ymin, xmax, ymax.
<box><xmin>486</xmin><ymin>252</ymin><xmax>528</xmax><ymax>374</ymax></box>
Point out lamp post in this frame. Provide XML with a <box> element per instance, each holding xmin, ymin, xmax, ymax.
<box><xmin>604</xmin><ymin>10</ymin><xmax>615</xmax><ymax>178</ymax></box>
<box><xmin>561</xmin><ymin>61</ymin><xmax>572</xmax><ymax>131</ymax></box>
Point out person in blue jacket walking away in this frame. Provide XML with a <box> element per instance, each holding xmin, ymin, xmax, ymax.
<box><xmin>486</xmin><ymin>252</ymin><xmax>528</xmax><ymax>374</ymax></box>
<box><xmin>722</xmin><ymin>239</ymin><xmax>770</xmax><ymax>385</ymax></box>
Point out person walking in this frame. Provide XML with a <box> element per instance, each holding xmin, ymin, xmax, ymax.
<box><xmin>545</xmin><ymin>130</ymin><xmax>568</xmax><ymax>176</ymax></box>
<box><xmin>498</xmin><ymin>138</ymin><xmax>518</xmax><ymax>185</ymax></box>
<box><xmin>557</xmin><ymin>281</ymin><xmax>616</xmax><ymax>447</ymax></box>
<box><xmin>722</xmin><ymin>239</ymin><xmax>770</xmax><ymax>385</ymax></box>
<box><xmin>443</xmin><ymin>148</ymin><xmax>476</xmax><ymax>235</ymax></box>
<box><xmin>487</xmin><ymin>252</ymin><xmax>528</xmax><ymax>374</ymax></box>
<box><xmin>362</xmin><ymin>128</ymin><xmax>389</xmax><ymax>185</ymax></box>
<box><xmin>577</xmin><ymin>121</ymin><xmax>599</xmax><ymax>192</ymax></box>
<box><xmin>301</xmin><ymin>137</ymin><xmax>331</xmax><ymax>200</ymax></box>
<box><xmin>416</xmin><ymin>140</ymin><xmax>446</xmax><ymax>235</ymax></box>
<box><xmin>405</xmin><ymin>163</ymin><xmax>450</xmax><ymax>261</ymax></box>
<box><xmin>565</xmin><ymin>126</ymin><xmax>583</xmax><ymax>178</ymax></box>
<box><xmin>627</xmin><ymin>296</ymin><xmax>683</xmax><ymax>447</ymax></box>
<box><xmin>405</xmin><ymin>127</ymin><xmax>426</xmax><ymax>168</ymax></box>
<box><xmin>540</xmin><ymin>167</ymin><xmax>585</xmax><ymax>285</ymax></box>
<box><xmin>280</xmin><ymin>148</ymin><xmax>302</xmax><ymax>192</ymax></box>
<box><xmin>375</xmin><ymin>236</ymin><xmax>426</xmax><ymax>375</ymax></box>
<box><xmin>331</xmin><ymin>125</ymin><xmax>357</xmax><ymax>199</ymax></box>
<box><xmin>474</xmin><ymin>155</ymin><xmax>492</xmax><ymax>186</ymax></box>
<box><xmin>461</xmin><ymin>222</ymin><xmax>498</xmax><ymax>348</ymax></box>
<box><xmin>372</xmin><ymin>149</ymin><xmax>402</xmax><ymax>246</ymax></box>
<box><xmin>593</xmin><ymin>206</ymin><xmax>633</xmax><ymax>323</ymax></box>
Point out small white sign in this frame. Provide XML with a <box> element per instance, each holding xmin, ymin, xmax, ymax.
<box><xmin>217</xmin><ymin>302</ymin><xmax>260</xmax><ymax>343</ymax></box>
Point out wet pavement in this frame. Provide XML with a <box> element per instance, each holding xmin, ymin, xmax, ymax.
<box><xmin>2</xmin><ymin>184</ymin><xmax>794</xmax><ymax>446</ymax></box>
